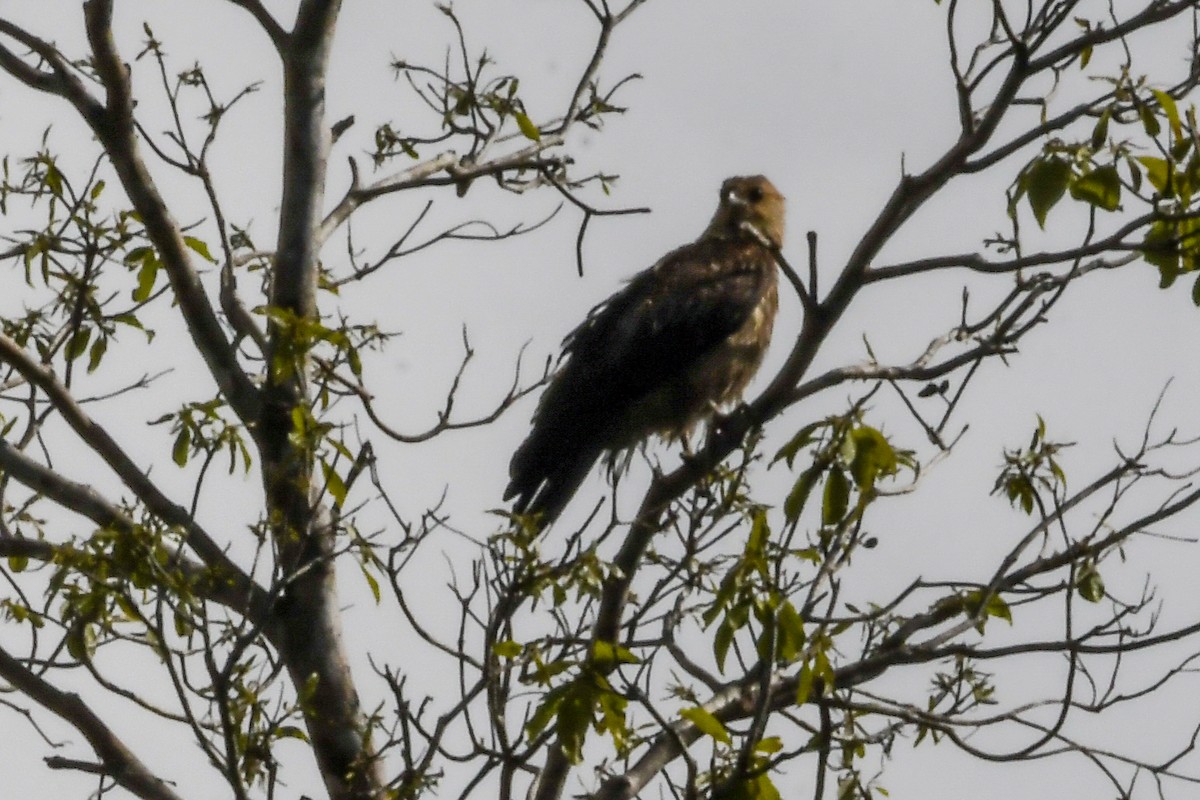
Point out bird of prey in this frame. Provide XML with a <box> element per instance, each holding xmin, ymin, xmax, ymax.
<box><xmin>505</xmin><ymin>175</ymin><xmax>784</xmax><ymax>527</ymax></box>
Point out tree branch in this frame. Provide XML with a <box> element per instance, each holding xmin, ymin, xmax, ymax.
<box><xmin>78</xmin><ymin>1</ymin><xmax>262</xmax><ymax>425</ymax></box>
<box><xmin>0</xmin><ymin>333</ymin><xmax>261</xmax><ymax>610</ymax></box>
<box><xmin>1027</xmin><ymin>1</ymin><xmax>1198</xmax><ymax>73</ymax></box>
<box><xmin>0</xmin><ymin>18</ymin><xmax>102</xmax><ymax>113</ymax></box>
<box><xmin>0</xmin><ymin>477</ymin><xmax>266</xmax><ymax>622</ymax></box>
<box><xmin>226</xmin><ymin>0</ymin><xmax>288</xmax><ymax>50</ymax></box>
<box><xmin>260</xmin><ymin>5</ymin><xmax>386</xmax><ymax>799</ymax></box>
<box><xmin>0</xmin><ymin>645</ymin><xmax>186</xmax><ymax>800</ymax></box>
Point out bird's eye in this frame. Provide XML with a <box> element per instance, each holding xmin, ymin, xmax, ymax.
<box><xmin>747</xmin><ymin>186</ymin><xmax>765</xmax><ymax>203</ymax></box>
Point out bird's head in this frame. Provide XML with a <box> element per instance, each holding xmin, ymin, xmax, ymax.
<box><xmin>705</xmin><ymin>175</ymin><xmax>786</xmax><ymax>249</ymax></box>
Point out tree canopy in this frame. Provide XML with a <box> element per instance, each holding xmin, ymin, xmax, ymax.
<box><xmin>2</xmin><ymin>3</ymin><xmax>1200</xmax><ymax>800</ymax></box>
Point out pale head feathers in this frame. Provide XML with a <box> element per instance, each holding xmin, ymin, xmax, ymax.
<box><xmin>703</xmin><ymin>175</ymin><xmax>785</xmax><ymax>249</ymax></box>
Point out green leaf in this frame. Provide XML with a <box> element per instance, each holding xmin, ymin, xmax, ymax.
<box><xmin>755</xmin><ymin>736</ymin><xmax>784</xmax><ymax>754</ymax></box>
<box><xmin>753</xmin><ymin>774</ymin><xmax>782</xmax><ymax>800</ymax></box>
<box><xmin>134</xmin><ymin>255</ymin><xmax>160</xmax><ymax>302</ymax></box>
<box><xmin>1143</xmin><ymin>219</ymin><xmax>1179</xmax><ymax>283</ymax></box>
<box><xmin>821</xmin><ymin>468</ymin><xmax>850</xmax><ymax>526</ymax></box>
<box><xmin>514</xmin><ymin>110</ymin><xmax>541</xmax><ymax>142</ymax></box>
<box><xmin>1192</xmin><ymin>274</ymin><xmax>1200</xmax><ymax>306</ymax></box>
<box><xmin>1135</xmin><ymin>156</ymin><xmax>1170</xmax><ymax>194</ymax></box>
<box><xmin>1076</xmin><ymin>563</ymin><xmax>1104</xmax><ymax>602</ymax></box>
<box><xmin>714</xmin><ymin>614</ymin><xmax>737</xmax><ymax>673</ymax></box>
<box><xmin>43</xmin><ymin>162</ymin><xmax>62</xmax><ymax>197</ymax></box>
<box><xmin>556</xmin><ymin>686</ymin><xmax>591</xmax><ymax>763</ymax></box>
<box><xmin>529</xmin><ymin>659</ymin><xmax>572</xmax><ymax>687</ymax></box>
<box><xmin>773</xmin><ymin>421</ymin><xmax>823</xmax><ymax>467</ymax></box>
<box><xmin>681</xmin><ymin>706</ymin><xmax>731</xmax><ymax>745</ymax></box>
<box><xmin>65</xmin><ymin>327</ymin><xmax>91</xmax><ymax>362</ymax></box>
<box><xmin>1069</xmin><ymin>165</ymin><xmax>1121</xmax><ymax>211</ymax></box>
<box><xmin>66</xmin><ymin>624</ymin><xmax>94</xmax><ymax>661</ymax></box>
<box><xmin>796</xmin><ymin>660</ymin><xmax>815</xmax><ymax>704</ymax></box>
<box><xmin>595</xmin><ymin>683</ymin><xmax>630</xmax><ymax>753</ymax></box>
<box><xmin>359</xmin><ymin>562</ymin><xmax>381</xmax><ymax>603</ymax></box>
<box><xmin>793</xmin><ymin>547</ymin><xmax>820</xmax><ymax>564</ymax></box>
<box><xmin>1090</xmin><ymin>108</ymin><xmax>1110</xmax><ymax>150</ymax></box>
<box><xmin>746</xmin><ymin>509</ymin><xmax>770</xmax><ymax>567</ymax></box>
<box><xmin>813</xmin><ymin>647</ymin><xmax>834</xmax><ymax>685</ymax></box>
<box><xmin>1125</xmin><ymin>155</ymin><xmax>1143</xmax><ymax>194</ymax></box>
<box><xmin>183</xmin><ymin>236</ymin><xmax>217</xmax><ymax>263</ymax></box>
<box><xmin>113</xmin><ymin>313</ymin><xmax>146</xmax><ymax>331</ymax></box>
<box><xmin>123</xmin><ymin>246</ymin><xmax>152</xmax><ymax>265</ymax></box>
<box><xmin>525</xmin><ymin>684</ymin><xmax>565</xmax><ymax>739</ymax></box>
<box><xmin>783</xmin><ymin>466</ymin><xmax>820</xmax><ymax>522</ymax></box>
<box><xmin>1139</xmin><ymin>104</ymin><xmax>1162</xmax><ymax>137</ymax></box>
<box><xmin>273</xmin><ymin>726</ymin><xmax>309</xmax><ymax>742</ymax></box>
<box><xmin>592</xmin><ymin>640</ymin><xmax>639</xmax><ymax>667</ymax></box>
<box><xmin>87</xmin><ymin>336</ymin><xmax>107</xmax><ymax>373</ymax></box>
<box><xmin>172</xmin><ymin>427</ymin><xmax>191</xmax><ymax>466</ymax></box>
<box><xmin>1004</xmin><ymin>473</ymin><xmax>1035</xmax><ymax>515</ymax></box>
<box><xmin>962</xmin><ymin>590</ymin><xmax>1012</xmax><ymax>632</ymax></box>
<box><xmin>493</xmin><ymin>640</ymin><xmax>522</xmax><ymax>658</ymax></box>
<box><xmin>1152</xmin><ymin>89</ymin><xmax>1183</xmax><ymax>142</ymax></box>
<box><xmin>776</xmin><ymin>600</ymin><xmax>806</xmax><ymax>663</ymax></box>
<box><xmin>112</xmin><ymin>597</ymin><xmax>136</xmax><ymax>623</ymax></box>
<box><xmin>320</xmin><ymin>459</ymin><xmax>348</xmax><ymax>506</ymax></box>
<box><xmin>1142</xmin><ymin>217</ymin><xmax>1200</xmax><ymax>284</ymax></box>
<box><xmin>1173</xmin><ymin>136</ymin><xmax>1194</xmax><ymax>163</ymax></box>
<box><xmin>1026</xmin><ymin>157</ymin><xmax>1071</xmax><ymax>228</ymax></box>
<box><xmin>985</xmin><ymin>594</ymin><xmax>1012</xmax><ymax>624</ymax></box>
<box><xmin>848</xmin><ymin>425</ymin><xmax>897</xmax><ymax>489</ymax></box>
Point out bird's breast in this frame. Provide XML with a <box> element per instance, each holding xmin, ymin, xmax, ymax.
<box><xmin>698</xmin><ymin>281</ymin><xmax>778</xmax><ymax>406</ymax></box>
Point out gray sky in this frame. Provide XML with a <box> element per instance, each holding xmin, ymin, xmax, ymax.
<box><xmin>3</xmin><ymin>1</ymin><xmax>1200</xmax><ymax>798</ymax></box>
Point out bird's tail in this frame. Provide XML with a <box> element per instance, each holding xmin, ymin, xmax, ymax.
<box><xmin>505</xmin><ymin>435</ymin><xmax>603</xmax><ymax>530</ymax></box>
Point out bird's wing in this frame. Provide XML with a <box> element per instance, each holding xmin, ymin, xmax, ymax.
<box><xmin>562</xmin><ymin>238</ymin><xmax>772</xmax><ymax>407</ymax></box>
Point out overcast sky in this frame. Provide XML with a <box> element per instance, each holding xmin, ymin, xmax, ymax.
<box><xmin>4</xmin><ymin>2</ymin><xmax>1200</xmax><ymax>798</ymax></box>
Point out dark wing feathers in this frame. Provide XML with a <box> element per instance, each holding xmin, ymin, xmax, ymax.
<box><xmin>567</xmin><ymin>241</ymin><xmax>765</xmax><ymax>402</ymax></box>
<box><xmin>506</xmin><ymin>239</ymin><xmax>771</xmax><ymax>521</ymax></box>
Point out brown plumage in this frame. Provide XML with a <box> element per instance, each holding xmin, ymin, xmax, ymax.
<box><xmin>505</xmin><ymin>175</ymin><xmax>784</xmax><ymax>526</ymax></box>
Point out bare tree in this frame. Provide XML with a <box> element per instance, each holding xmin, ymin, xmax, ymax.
<box><xmin>1</xmin><ymin>2</ymin><xmax>1200</xmax><ymax>800</ymax></box>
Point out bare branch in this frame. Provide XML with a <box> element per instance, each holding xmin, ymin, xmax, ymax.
<box><xmin>226</xmin><ymin>0</ymin><xmax>288</xmax><ymax>50</ymax></box>
<box><xmin>77</xmin><ymin>1</ymin><xmax>261</xmax><ymax>424</ymax></box>
<box><xmin>0</xmin><ymin>645</ymin><xmax>187</xmax><ymax>800</ymax></box>
<box><xmin>324</xmin><ymin>336</ymin><xmax>548</xmax><ymax>444</ymax></box>
<box><xmin>318</xmin><ymin>151</ymin><xmax>459</xmax><ymax>247</ymax></box>
<box><xmin>0</xmin><ymin>17</ymin><xmax>102</xmax><ymax>113</ymax></box>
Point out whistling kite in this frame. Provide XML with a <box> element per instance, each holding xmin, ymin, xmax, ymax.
<box><xmin>506</xmin><ymin>175</ymin><xmax>784</xmax><ymax>526</ymax></box>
